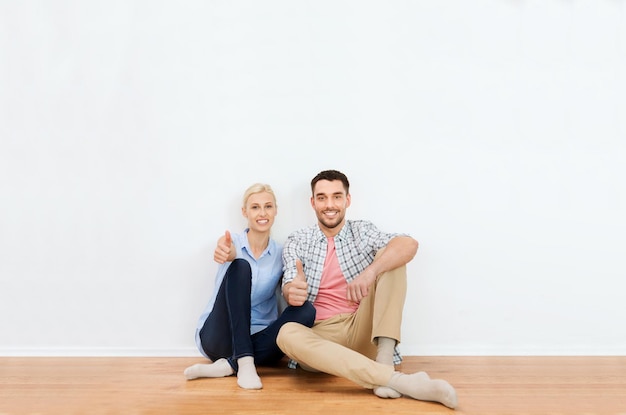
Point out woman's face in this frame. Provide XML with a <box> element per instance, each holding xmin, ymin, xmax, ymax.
<box><xmin>242</xmin><ymin>191</ymin><xmax>277</xmax><ymax>233</ymax></box>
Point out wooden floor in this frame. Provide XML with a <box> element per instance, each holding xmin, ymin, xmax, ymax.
<box><xmin>1</xmin><ymin>356</ymin><xmax>625</xmax><ymax>415</ymax></box>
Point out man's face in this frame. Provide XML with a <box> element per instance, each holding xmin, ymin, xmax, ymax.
<box><xmin>310</xmin><ymin>179</ymin><xmax>351</xmax><ymax>234</ymax></box>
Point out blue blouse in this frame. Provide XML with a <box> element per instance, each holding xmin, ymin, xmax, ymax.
<box><xmin>194</xmin><ymin>229</ymin><xmax>283</xmax><ymax>357</ymax></box>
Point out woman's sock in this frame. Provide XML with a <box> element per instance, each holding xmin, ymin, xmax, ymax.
<box><xmin>184</xmin><ymin>358</ymin><xmax>234</xmax><ymax>380</ymax></box>
<box><xmin>387</xmin><ymin>371</ymin><xmax>458</xmax><ymax>409</ymax></box>
<box><xmin>236</xmin><ymin>356</ymin><xmax>262</xmax><ymax>390</ymax></box>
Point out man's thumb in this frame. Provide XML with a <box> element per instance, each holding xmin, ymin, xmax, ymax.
<box><xmin>295</xmin><ymin>260</ymin><xmax>306</xmax><ymax>282</ymax></box>
<box><xmin>224</xmin><ymin>230</ymin><xmax>232</xmax><ymax>245</ymax></box>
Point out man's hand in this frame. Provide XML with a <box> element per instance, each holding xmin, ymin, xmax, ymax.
<box><xmin>285</xmin><ymin>260</ymin><xmax>308</xmax><ymax>306</ymax></box>
<box><xmin>346</xmin><ymin>267</ymin><xmax>377</xmax><ymax>304</ymax></box>
<box><xmin>214</xmin><ymin>230</ymin><xmax>235</xmax><ymax>264</ymax></box>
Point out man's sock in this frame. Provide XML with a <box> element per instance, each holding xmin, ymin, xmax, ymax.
<box><xmin>236</xmin><ymin>356</ymin><xmax>262</xmax><ymax>390</ymax></box>
<box><xmin>387</xmin><ymin>371</ymin><xmax>458</xmax><ymax>409</ymax></box>
<box><xmin>184</xmin><ymin>358</ymin><xmax>234</xmax><ymax>380</ymax></box>
<box><xmin>373</xmin><ymin>337</ymin><xmax>402</xmax><ymax>399</ymax></box>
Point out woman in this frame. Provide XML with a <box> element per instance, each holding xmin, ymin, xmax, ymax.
<box><xmin>184</xmin><ymin>183</ymin><xmax>315</xmax><ymax>390</ymax></box>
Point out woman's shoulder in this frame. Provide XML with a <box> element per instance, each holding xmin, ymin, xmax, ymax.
<box><xmin>268</xmin><ymin>237</ymin><xmax>283</xmax><ymax>252</ymax></box>
<box><xmin>231</xmin><ymin>230</ymin><xmax>248</xmax><ymax>245</ymax></box>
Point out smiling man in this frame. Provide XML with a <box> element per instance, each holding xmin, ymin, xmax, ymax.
<box><xmin>277</xmin><ymin>169</ymin><xmax>458</xmax><ymax>409</ymax></box>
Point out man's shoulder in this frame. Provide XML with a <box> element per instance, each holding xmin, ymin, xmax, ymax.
<box><xmin>286</xmin><ymin>225</ymin><xmax>320</xmax><ymax>240</ymax></box>
<box><xmin>343</xmin><ymin>219</ymin><xmax>377</xmax><ymax>233</ymax></box>
<box><xmin>345</xmin><ymin>219</ymin><xmax>375</xmax><ymax>227</ymax></box>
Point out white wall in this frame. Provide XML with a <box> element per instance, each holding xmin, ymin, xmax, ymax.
<box><xmin>1</xmin><ymin>1</ymin><xmax>625</xmax><ymax>356</ymax></box>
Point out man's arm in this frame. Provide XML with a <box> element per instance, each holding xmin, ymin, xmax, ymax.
<box><xmin>282</xmin><ymin>260</ymin><xmax>308</xmax><ymax>306</ymax></box>
<box><xmin>281</xmin><ymin>234</ymin><xmax>309</xmax><ymax>306</ymax></box>
<box><xmin>368</xmin><ymin>235</ymin><xmax>418</xmax><ymax>276</ymax></box>
<box><xmin>346</xmin><ymin>235</ymin><xmax>418</xmax><ymax>303</ymax></box>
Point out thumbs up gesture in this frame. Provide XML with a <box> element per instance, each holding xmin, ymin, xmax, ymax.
<box><xmin>214</xmin><ymin>230</ymin><xmax>235</xmax><ymax>264</ymax></box>
<box><xmin>285</xmin><ymin>260</ymin><xmax>308</xmax><ymax>306</ymax></box>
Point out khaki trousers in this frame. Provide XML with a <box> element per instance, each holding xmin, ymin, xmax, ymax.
<box><xmin>276</xmin><ymin>263</ymin><xmax>407</xmax><ymax>389</ymax></box>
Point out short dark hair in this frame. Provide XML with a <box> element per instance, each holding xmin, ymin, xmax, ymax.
<box><xmin>310</xmin><ymin>170</ymin><xmax>350</xmax><ymax>195</ymax></box>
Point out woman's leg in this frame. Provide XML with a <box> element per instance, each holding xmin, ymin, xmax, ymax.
<box><xmin>215</xmin><ymin>259</ymin><xmax>261</xmax><ymax>389</ymax></box>
<box><xmin>198</xmin><ymin>259</ymin><xmax>255</xmax><ymax>363</ymax></box>
<box><xmin>185</xmin><ymin>259</ymin><xmax>258</xmax><ymax>387</ymax></box>
<box><xmin>251</xmin><ymin>302</ymin><xmax>316</xmax><ymax>366</ymax></box>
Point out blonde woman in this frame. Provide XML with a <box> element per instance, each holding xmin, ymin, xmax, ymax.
<box><xmin>185</xmin><ymin>183</ymin><xmax>315</xmax><ymax>389</ymax></box>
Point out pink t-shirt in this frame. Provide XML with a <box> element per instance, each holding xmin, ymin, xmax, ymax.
<box><xmin>313</xmin><ymin>237</ymin><xmax>359</xmax><ymax>320</ymax></box>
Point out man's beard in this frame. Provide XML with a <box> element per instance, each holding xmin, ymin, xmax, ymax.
<box><xmin>318</xmin><ymin>212</ymin><xmax>344</xmax><ymax>229</ymax></box>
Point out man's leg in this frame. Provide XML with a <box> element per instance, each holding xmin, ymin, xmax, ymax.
<box><xmin>277</xmin><ymin>322</ymin><xmax>395</xmax><ymax>387</ymax></box>
<box><xmin>276</xmin><ymin>322</ymin><xmax>458</xmax><ymax>409</ymax></box>
<box><xmin>349</xmin><ymin>261</ymin><xmax>407</xmax><ymax>397</ymax></box>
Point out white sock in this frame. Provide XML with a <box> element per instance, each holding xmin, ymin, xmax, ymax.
<box><xmin>184</xmin><ymin>358</ymin><xmax>234</xmax><ymax>380</ymax></box>
<box><xmin>387</xmin><ymin>371</ymin><xmax>458</xmax><ymax>409</ymax></box>
<box><xmin>236</xmin><ymin>356</ymin><xmax>262</xmax><ymax>390</ymax></box>
<box><xmin>373</xmin><ymin>337</ymin><xmax>402</xmax><ymax>399</ymax></box>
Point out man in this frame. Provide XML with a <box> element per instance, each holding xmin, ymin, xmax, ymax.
<box><xmin>277</xmin><ymin>170</ymin><xmax>457</xmax><ymax>409</ymax></box>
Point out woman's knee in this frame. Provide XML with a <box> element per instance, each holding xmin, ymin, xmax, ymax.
<box><xmin>301</xmin><ymin>301</ymin><xmax>316</xmax><ymax>327</ymax></box>
<box><xmin>229</xmin><ymin>258</ymin><xmax>251</xmax><ymax>273</ymax></box>
<box><xmin>283</xmin><ymin>301</ymin><xmax>316</xmax><ymax>327</ymax></box>
<box><xmin>225</xmin><ymin>259</ymin><xmax>252</xmax><ymax>282</ymax></box>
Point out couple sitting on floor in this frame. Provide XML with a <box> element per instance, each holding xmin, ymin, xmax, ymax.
<box><xmin>183</xmin><ymin>170</ymin><xmax>457</xmax><ymax>410</ymax></box>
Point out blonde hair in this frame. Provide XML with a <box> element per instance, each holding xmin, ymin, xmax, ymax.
<box><xmin>242</xmin><ymin>183</ymin><xmax>276</xmax><ymax>208</ymax></box>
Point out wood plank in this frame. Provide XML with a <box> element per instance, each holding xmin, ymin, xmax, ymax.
<box><xmin>1</xmin><ymin>356</ymin><xmax>625</xmax><ymax>414</ymax></box>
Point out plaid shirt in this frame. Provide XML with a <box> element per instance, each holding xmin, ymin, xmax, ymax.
<box><xmin>282</xmin><ymin>219</ymin><xmax>405</xmax><ymax>367</ymax></box>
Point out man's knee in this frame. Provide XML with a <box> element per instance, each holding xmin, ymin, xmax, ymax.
<box><xmin>276</xmin><ymin>321</ymin><xmax>301</xmax><ymax>349</ymax></box>
<box><xmin>375</xmin><ymin>265</ymin><xmax>407</xmax><ymax>288</ymax></box>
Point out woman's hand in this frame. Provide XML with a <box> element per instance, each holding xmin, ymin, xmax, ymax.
<box><xmin>214</xmin><ymin>230</ymin><xmax>235</xmax><ymax>264</ymax></box>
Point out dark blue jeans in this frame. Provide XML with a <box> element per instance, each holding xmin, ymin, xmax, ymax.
<box><xmin>198</xmin><ymin>258</ymin><xmax>315</xmax><ymax>372</ymax></box>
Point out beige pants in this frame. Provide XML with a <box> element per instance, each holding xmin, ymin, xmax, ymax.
<box><xmin>276</xmin><ymin>264</ymin><xmax>407</xmax><ymax>389</ymax></box>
